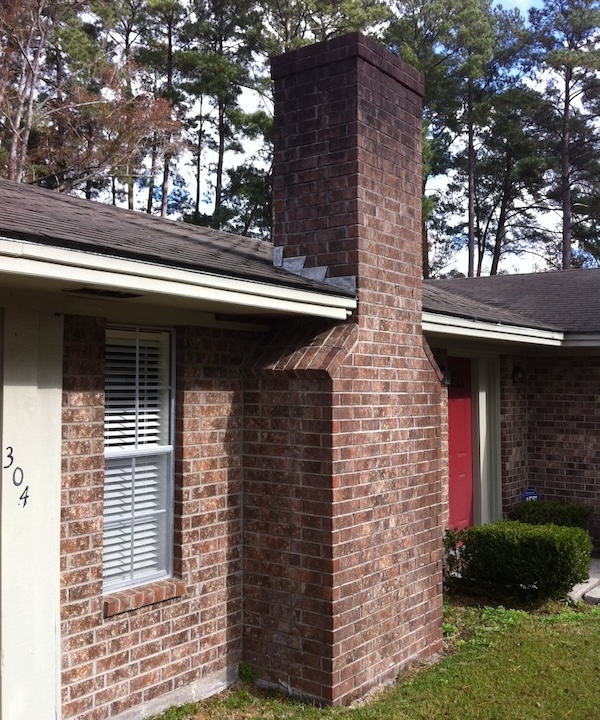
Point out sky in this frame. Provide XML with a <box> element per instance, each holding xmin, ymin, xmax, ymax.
<box><xmin>494</xmin><ymin>0</ymin><xmax>543</xmax><ymax>12</ymax></box>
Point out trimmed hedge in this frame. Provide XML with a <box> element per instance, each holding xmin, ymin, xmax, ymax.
<box><xmin>460</xmin><ymin>520</ymin><xmax>592</xmax><ymax>598</ymax></box>
<box><xmin>510</xmin><ymin>499</ymin><xmax>592</xmax><ymax>530</ymax></box>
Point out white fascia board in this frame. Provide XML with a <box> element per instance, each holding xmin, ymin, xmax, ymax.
<box><xmin>423</xmin><ymin>312</ymin><xmax>565</xmax><ymax>346</ymax></box>
<box><xmin>561</xmin><ymin>333</ymin><xmax>600</xmax><ymax>348</ymax></box>
<box><xmin>0</xmin><ymin>238</ymin><xmax>356</xmax><ymax>320</ymax></box>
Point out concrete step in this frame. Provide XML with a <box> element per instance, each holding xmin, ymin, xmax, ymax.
<box><xmin>568</xmin><ymin>558</ymin><xmax>600</xmax><ymax>604</ymax></box>
<box><xmin>569</xmin><ymin>577</ymin><xmax>600</xmax><ymax>602</ymax></box>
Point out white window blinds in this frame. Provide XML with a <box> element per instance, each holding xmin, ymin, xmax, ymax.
<box><xmin>103</xmin><ymin>328</ymin><xmax>173</xmax><ymax>592</ymax></box>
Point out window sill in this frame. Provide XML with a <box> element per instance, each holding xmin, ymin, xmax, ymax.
<box><xmin>103</xmin><ymin>579</ymin><xmax>185</xmax><ymax>617</ymax></box>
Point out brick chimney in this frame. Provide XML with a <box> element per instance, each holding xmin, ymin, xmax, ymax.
<box><xmin>271</xmin><ymin>32</ymin><xmax>425</xmax><ymax>314</ymax></box>
<box><xmin>242</xmin><ymin>34</ymin><xmax>444</xmax><ymax>705</ymax></box>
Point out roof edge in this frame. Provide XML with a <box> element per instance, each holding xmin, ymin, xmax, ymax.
<box><xmin>0</xmin><ymin>237</ymin><xmax>357</xmax><ymax>320</ymax></box>
<box><xmin>423</xmin><ymin>312</ymin><xmax>565</xmax><ymax>346</ymax></box>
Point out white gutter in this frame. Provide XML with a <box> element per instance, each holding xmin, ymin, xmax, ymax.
<box><xmin>0</xmin><ymin>238</ymin><xmax>356</xmax><ymax>320</ymax></box>
<box><xmin>423</xmin><ymin>312</ymin><xmax>565</xmax><ymax>346</ymax></box>
<box><xmin>561</xmin><ymin>333</ymin><xmax>600</xmax><ymax>348</ymax></box>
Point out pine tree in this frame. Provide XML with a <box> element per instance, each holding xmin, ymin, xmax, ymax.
<box><xmin>385</xmin><ymin>0</ymin><xmax>494</xmax><ymax>277</ymax></box>
<box><xmin>529</xmin><ymin>0</ymin><xmax>600</xmax><ymax>269</ymax></box>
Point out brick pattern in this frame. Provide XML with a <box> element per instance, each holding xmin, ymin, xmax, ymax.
<box><xmin>499</xmin><ymin>353</ymin><xmax>600</xmax><ymax>545</ymax></box>
<box><xmin>430</xmin><ymin>348</ymin><xmax>449</xmax><ymax>528</ymax></box>
<box><xmin>61</xmin><ymin>314</ymin><xmax>108</xmax><ymax>719</ymax></box>
<box><xmin>242</xmin><ymin>34</ymin><xmax>444</xmax><ymax>705</ymax></box>
<box><xmin>103</xmin><ymin>580</ymin><xmax>186</xmax><ymax>618</ymax></box>
<box><xmin>272</xmin><ymin>33</ymin><xmax>424</xmax><ymax>303</ymax></box>
<box><xmin>243</xmin><ymin>348</ymin><xmax>337</xmax><ymax>700</ymax></box>
<box><xmin>499</xmin><ymin>355</ymin><xmax>530</xmax><ymax>511</ymax></box>
<box><xmin>525</xmin><ymin>355</ymin><xmax>600</xmax><ymax>545</ymax></box>
<box><xmin>61</xmin><ymin>317</ymin><xmax>254</xmax><ymax>719</ymax></box>
<box><xmin>249</xmin><ymin>321</ymin><xmax>358</xmax><ymax>375</ymax></box>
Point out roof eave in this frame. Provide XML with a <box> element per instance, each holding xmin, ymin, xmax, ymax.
<box><xmin>0</xmin><ymin>237</ymin><xmax>356</xmax><ymax>321</ymax></box>
<box><xmin>422</xmin><ymin>312</ymin><xmax>565</xmax><ymax>346</ymax></box>
<box><xmin>561</xmin><ymin>333</ymin><xmax>600</xmax><ymax>348</ymax></box>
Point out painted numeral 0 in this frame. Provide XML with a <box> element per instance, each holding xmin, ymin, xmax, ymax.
<box><xmin>12</xmin><ymin>466</ymin><xmax>24</xmax><ymax>486</ymax></box>
<box><xmin>4</xmin><ymin>446</ymin><xmax>28</xmax><ymax>506</ymax></box>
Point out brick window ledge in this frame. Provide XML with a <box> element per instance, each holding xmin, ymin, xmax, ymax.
<box><xmin>103</xmin><ymin>579</ymin><xmax>185</xmax><ymax>617</ymax></box>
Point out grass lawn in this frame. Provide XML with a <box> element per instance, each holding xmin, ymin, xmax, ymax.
<box><xmin>154</xmin><ymin>598</ymin><xmax>600</xmax><ymax>720</ymax></box>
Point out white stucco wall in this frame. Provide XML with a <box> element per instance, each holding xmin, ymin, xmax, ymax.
<box><xmin>1</xmin><ymin>307</ymin><xmax>63</xmax><ymax>720</ymax></box>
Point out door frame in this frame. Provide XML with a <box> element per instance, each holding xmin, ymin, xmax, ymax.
<box><xmin>447</xmin><ymin>353</ymin><xmax>502</xmax><ymax>527</ymax></box>
<box><xmin>472</xmin><ymin>356</ymin><xmax>502</xmax><ymax>525</ymax></box>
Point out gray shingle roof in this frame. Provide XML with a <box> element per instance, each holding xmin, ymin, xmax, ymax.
<box><xmin>424</xmin><ymin>270</ymin><xmax>600</xmax><ymax>334</ymax></box>
<box><xmin>3</xmin><ymin>181</ymin><xmax>598</xmax><ymax>333</ymax></box>
<box><xmin>0</xmin><ymin>179</ymin><xmax>349</xmax><ymax>297</ymax></box>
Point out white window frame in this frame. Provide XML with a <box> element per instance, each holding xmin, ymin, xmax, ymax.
<box><xmin>102</xmin><ymin>326</ymin><xmax>175</xmax><ymax>593</ymax></box>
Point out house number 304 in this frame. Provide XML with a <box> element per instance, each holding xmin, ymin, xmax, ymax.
<box><xmin>3</xmin><ymin>447</ymin><xmax>29</xmax><ymax>507</ymax></box>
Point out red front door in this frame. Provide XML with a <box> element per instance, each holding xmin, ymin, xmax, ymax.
<box><xmin>448</xmin><ymin>357</ymin><xmax>474</xmax><ymax>530</ymax></box>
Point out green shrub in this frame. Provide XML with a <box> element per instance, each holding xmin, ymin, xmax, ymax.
<box><xmin>460</xmin><ymin>520</ymin><xmax>592</xmax><ymax>599</ymax></box>
<box><xmin>510</xmin><ymin>499</ymin><xmax>592</xmax><ymax>530</ymax></box>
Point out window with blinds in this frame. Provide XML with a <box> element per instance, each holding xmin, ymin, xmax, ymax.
<box><xmin>103</xmin><ymin>328</ymin><xmax>174</xmax><ymax>592</ymax></box>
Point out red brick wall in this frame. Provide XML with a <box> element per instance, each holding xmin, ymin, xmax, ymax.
<box><xmin>429</xmin><ymin>348</ymin><xmax>449</xmax><ymax>528</ymax></box>
<box><xmin>499</xmin><ymin>353</ymin><xmax>600</xmax><ymax>545</ymax></box>
<box><xmin>525</xmin><ymin>355</ymin><xmax>600</xmax><ymax>545</ymax></box>
<box><xmin>242</xmin><ymin>34</ymin><xmax>444</xmax><ymax>705</ymax></box>
<box><xmin>499</xmin><ymin>355</ymin><xmax>530</xmax><ymax>510</ymax></box>
<box><xmin>61</xmin><ymin>317</ymin><xmax>254</xmax><ymax>719</ymax></box>
<box><xmin>61</xmin><ymin>315</ymin><xmax>107</xmax><ymax>719</ymax></box>
<box><xmin>243</xmin><ymin>322</ymin><xmax>357</xmax><ymax>702</ymax></box>
<box><xmin>243</xmin><ymin>367</ymin><xmax>336</xmax><ymax>699</ymax></box>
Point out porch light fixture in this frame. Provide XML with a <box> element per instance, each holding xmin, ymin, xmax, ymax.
<box><xmin>512</xmin><ymin>366</ymin><xmax>525</xmax><ymax>384</ymax></box>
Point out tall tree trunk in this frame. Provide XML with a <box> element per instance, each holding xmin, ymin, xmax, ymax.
<box><xmin>126</xmin><ymin>164</ymin><xmax>134</xmax><ymax>210</ymax></box>
<box><xmin>490</xmin><ymin>157</ymin><xmax>513</xmax><ymax>275</ymax></box>
<box><xmin>194</xmin><ymin>106</ymin><xmax>205</xmax><ymax>222</ymax></box>
<box><xmin>562</xmin><ymin>68</ymin><xmax>572</xmax><ymax>270</ymax></box>
<box><xmin>476</xmin><ymin>214</ymin><xmax>485</xmax><ymax>277</ymax></box>
<box><xmin>123</xmin><ymin>18</ymin><xmax>136</xmax><ymax>211</ymax></box>
<box><xmin>161</xmin><ymin>154</ymin><xmax>169</xmax><ymax>216</ymax></box>
<box><xmin>467</xmin><ymin>78</ymin><xmax>476</xmax><ymax>278</ymax></box>
<box><xmin>422</xmin><ymin>220</ymin><xmax>430</xmax><ymax>279</ymax></box>
<box><xmin>147</xmin><ymin>141</ymin><xmax>158</xmax><ymax>214</ymax></box>
<box><xmin>213</xmin><ymin>98</ymin><xmax>226</xmax><ymax>229</ymax></box>
<box><xmin>13</xmin><ymin>43</ymin><xmax>45</xmax><ymax>182</ymax></box>
<box><xmin>422</xmin><ymin>172</ymin><xmax>430</xmax><ymax>278</ymax></box>
<box><xmin>7</xmin><ymin>11</ymin><xmax>47</xmax><ymax>181</ymax></box>
<box><xmin>160</xmin><ymin>10</ymin><xmax>175</xmax><ymax>217</ymax></box>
